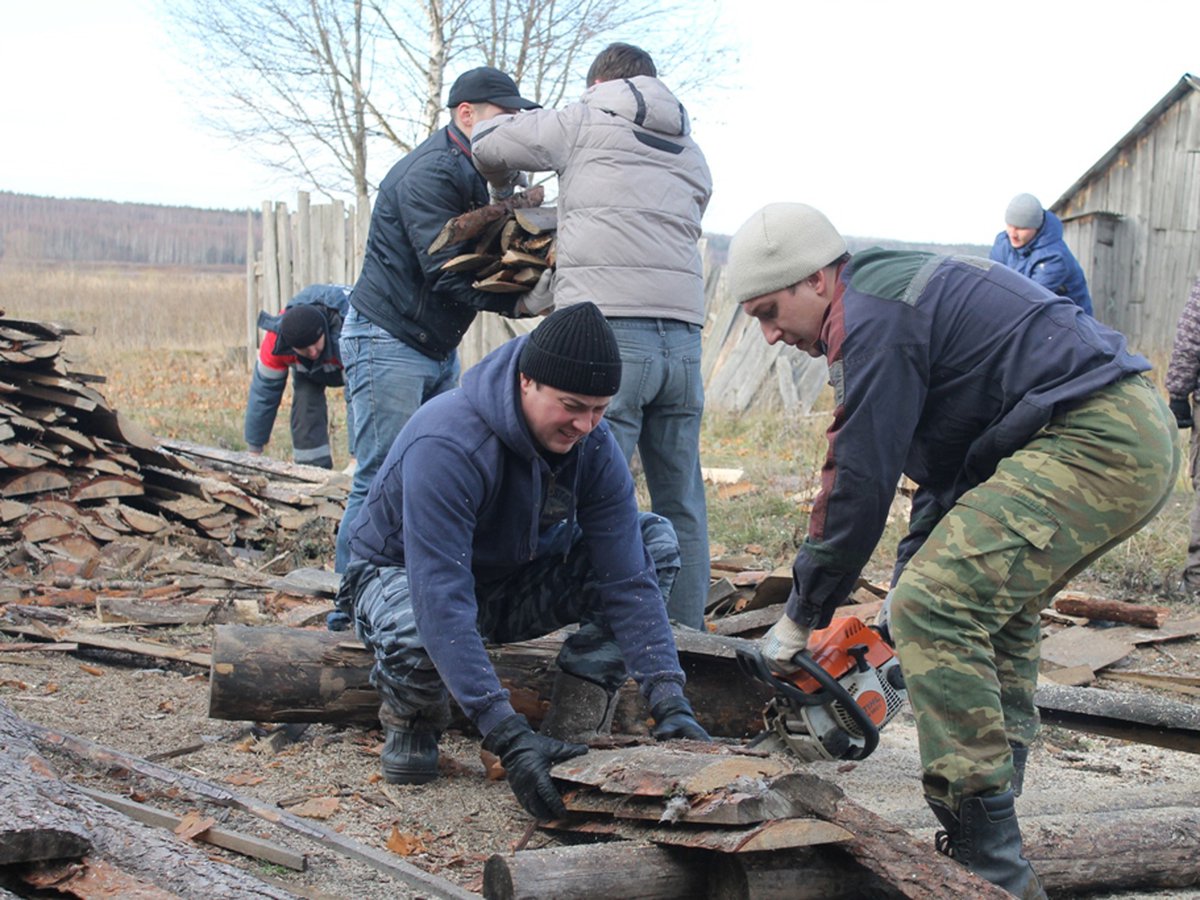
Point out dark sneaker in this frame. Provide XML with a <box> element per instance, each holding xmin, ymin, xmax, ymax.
<box><xmin>381</xmin><ymin>727</ymin><xmax>440</xmax><ymax>784</ymax></box>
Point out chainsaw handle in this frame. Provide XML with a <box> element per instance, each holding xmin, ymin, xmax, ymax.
<box><xmin>735</xmin><ymin>647</ymin><xmax>881</xmax><ymax>761</ymax></box>
<box><xmin>788</xmin><ymin>651</ymin><xmax>880</xmax><ymax>760</ymax></box>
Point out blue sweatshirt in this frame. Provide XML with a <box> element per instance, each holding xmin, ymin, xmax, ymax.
<box><xmin>346</xmin><ymin>337</ymin><xmax>686</xmax><ymax>736</ymax></box>
<box><xmin>789</xmin><ymin>250</ymin><xmax>1146</xmax><ymax>630</ymax></box>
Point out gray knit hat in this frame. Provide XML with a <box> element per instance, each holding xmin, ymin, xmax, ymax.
<box><xmin>727</xmin><ymin>203</ymin><xmax>847</xmax><ymax>304</ymax></box>
<box><xmin>1004</xmin><ymin>193</ymin><xmax>1044</xmax><ymax>229</ymax></box>
<box><xmin>518</xmin><ymin>301</ymin><xmax>622</xmax><ymax>396</ymax></box>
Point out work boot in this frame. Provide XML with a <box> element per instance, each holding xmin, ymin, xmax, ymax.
<box><xmin>380</xmin><ymin>722</ymin><xmax>440</xmax><ymax>785</ymax></box>
<box><xmin>539</xmin><ymin>671</ymin><xmax>617</xmax><ymax>743</ymax></box>
<box><xmin>930</xmin><ymin>790</ymin><xmax>1046</xmax><ymax>900</ymax></box>
<box><xmin>1009</xmin><ymin>741</ymin><xmax>1028</xmax><ymax>797</ymax></box>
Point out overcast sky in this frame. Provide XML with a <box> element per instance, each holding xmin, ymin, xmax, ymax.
<box><xmin>2</xmin><ymin>0</ymin><xmax>1198</xmax><ymax>245</ymax></box>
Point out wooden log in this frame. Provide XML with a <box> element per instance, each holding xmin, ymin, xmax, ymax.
<box><xmin>1051</xmin><ymin>592</ymin><xmax>1170</xmax><ymax>627</ymax></box>
<box><xmin>207</xmin><ymin>625</ymin><xmax>772</xmax><ymax>737</ymax></box>
<box><xmin>23</xmin><ymin>712</ymin><xmax>478</xmax><ymax>900</ymax></box>
<box><xmin>484</xmin><ymin>843</ymin><xmax>707</xmax><ymax>900</ymax></box>
<box><xmin>709</xmin><ymin>847</ymin><xmax>894</xmax><ymax>900</ymax></box>
<box><xmin>428</xmin><ymin>186</ymin><xmax>545</xmax><ymax>255</ymax></box>
<box><xmin>0</xmin><ymin>700</ymin><xmax>299</xmax><ymax>897</ymax></box>
<box><xmin>771</xmin><ymin>772</ymin><xmax>1010</xmax><ymax>899</ymax></box>
<box><xmin>96</xmin><ymin>596</ymin><xmax>218</xmax><ymax>626</ymax></box>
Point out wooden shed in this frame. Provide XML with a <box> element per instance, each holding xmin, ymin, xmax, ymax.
<box><xmin>1051</xmin><ymin>73</ymin><xmax>1200</xmax><ymax>352</ymax></box>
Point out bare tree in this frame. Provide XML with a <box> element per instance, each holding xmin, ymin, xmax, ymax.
<box><xmin>165</xmin><ymin>0</ymin><xmax>730</xmax><ymax>205</ymax></box>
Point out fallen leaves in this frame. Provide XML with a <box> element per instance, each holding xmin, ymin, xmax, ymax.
<box><xmin>285</xmin><ymin>796</ymin><xmax>340</xmax><ymax>819</ymax></box>
<box><xmin>385</xmin><ymin>826</ymin><xmax>427</xmax><ymax>856</ymax></box>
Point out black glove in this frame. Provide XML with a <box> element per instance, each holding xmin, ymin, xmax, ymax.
<box><xmin>650</xmin><ymin>696</ymin><xmax>712</xmax><ymax>742</ymax></box>
<box><xmin>482</xmin><ymin>714</ymin><xmax>587</xmax><ymax>819</ymax></box>
<box><xmin>1170</xmin><ymin>396</ymin><xmax>1194</xmax><ymax>429</ymax></box>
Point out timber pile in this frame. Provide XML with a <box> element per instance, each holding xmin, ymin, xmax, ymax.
<box><xmin>431</xmin><ymin>188</ymin><xmax>555</xmax><ymax>295</ymax></box>
<box><xmin>0</xmin><ymin>313</ymin><xmax>347</xmax><ymax>575</ymax></box>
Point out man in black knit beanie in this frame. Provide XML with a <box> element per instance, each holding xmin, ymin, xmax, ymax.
<box><xmin>335</xmin><ymin>302</ymin><xmax>710</xmax><ymax>819</ymax></box>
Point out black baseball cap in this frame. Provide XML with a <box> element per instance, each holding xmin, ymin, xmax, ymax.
<box><xmin>447</xmin><ymin>66</ymin><xmax>539</xmax><ymax>110</ymax></box>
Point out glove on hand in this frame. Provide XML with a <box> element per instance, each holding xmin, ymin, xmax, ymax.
<box><xmin>521</xmin><ymin>268</ymin><xmax>555</xmax><ymax>316</ymax></box>
<box><xmin>482</xmin><ymin>714</ymin><xmax>586</xmax><ymax>820</ymax></box>
<box><xmin>875</xmin><ymin>588</ymin><xmax>896</xmax><ymax>647</ymax></box>
<box><xmin>1170</xmin><ymin>396</ymin><xmax>1194</xmax><ymax>429</ymax></box>
<box><xmin>650</xmin><ymin>695</ymin><xmax>712</xmax><ymax>742</ymax></box>
<box><xmin>760</xmin><ymin>615</ymin><xmax>811</xmax><ymax>674</ymax></box>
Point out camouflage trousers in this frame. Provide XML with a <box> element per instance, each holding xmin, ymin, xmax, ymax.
<box><xmin>339</xmin><ymin>513</ymin><xmax>680</xmax><ymax>729</ymax></box>
<box><xmin>1183</xmin><ymin>429</ymin><xmax>1200</xmax><ymax>588</ymax></box>
<box><xmin>889</xmin><ymin>374</ymin><xmax>1178</xmax><ymax>809</ymax></box>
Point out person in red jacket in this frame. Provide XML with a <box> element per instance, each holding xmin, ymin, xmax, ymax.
<box><xmin>245</xmin><ymin>285</ymin><xmax>352</xmax><ymax>469</ymax></box>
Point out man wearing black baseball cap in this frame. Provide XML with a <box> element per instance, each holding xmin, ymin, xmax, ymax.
<box><xmin>336</xmin><ymin>302</ymin><xmax>710</xmax><ymax>816</ymax></box>
<box><xmin>336</xmin><ymin>66</ymin><xmax>541</xmax><ymax>572</ymax></box>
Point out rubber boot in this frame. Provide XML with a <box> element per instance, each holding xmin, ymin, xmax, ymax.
<box><xmin>1009</xmin><ymin>741</ymin><xmax>1028</xmax><ymax>798</ymax></box>
<box><xmin>930</xmin><ymin>790</ymin><xmax>1046</xmax><ymax>900</ymax></box>
<box><xmin>539</xmin><ymin>671</ymin><xmax>617</xmax><ymax>743</ymax></box>
<box><xmin>378</xmin><ymin>704</ymin><xmax>440</xmax><ymax>785</ymax></box>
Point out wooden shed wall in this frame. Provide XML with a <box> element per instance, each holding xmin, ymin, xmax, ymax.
<box><xmin>1057</xmin><ymin>87</ymin><xmax>1200</xmax><ymax>352</ymax></box>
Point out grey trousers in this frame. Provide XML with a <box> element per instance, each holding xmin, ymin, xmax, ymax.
<box><xmin>338</xmin><ymin>512</ymin><xmax>680</xmax><ymax>728</ymax></box>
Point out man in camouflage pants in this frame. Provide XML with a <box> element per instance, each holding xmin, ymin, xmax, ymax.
<box><xmin>1164</xmin><ymin>274</ymin><xmax>1200</xmax><ymax>592</ymax></box>
<box><xmin>727</xmin><ymin>203</ymin><xmax>1178</xmax><ymax>899</ymax></box>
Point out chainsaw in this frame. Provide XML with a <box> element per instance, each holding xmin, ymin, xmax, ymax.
<box><xmin>736</xmin><ymin>616</ymin><xmax>908</xmax><ymax>762</ymax></box>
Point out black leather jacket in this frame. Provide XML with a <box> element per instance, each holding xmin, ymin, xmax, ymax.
<box><xmin>350</xmin><ymin>123</ymin><xmax>518</xmax><ymax>360</ymax></box>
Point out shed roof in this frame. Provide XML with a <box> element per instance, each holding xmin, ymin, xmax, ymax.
<box><xmin>1050</xmin><ymin>73</ymin><xmax>1200</xmax><ymax>214</ymax></box>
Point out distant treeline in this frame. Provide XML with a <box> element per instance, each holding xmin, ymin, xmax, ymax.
<box><xmin>0</xmin><ymin>191</ymin><xmax>260</xmax><ymax>267</ymax></box>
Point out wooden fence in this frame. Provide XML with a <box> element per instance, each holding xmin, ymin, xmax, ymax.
<box><xmin>249</xmin><ymin>204</ymin><xmax>827</xmax><ymax>414</ymax></box>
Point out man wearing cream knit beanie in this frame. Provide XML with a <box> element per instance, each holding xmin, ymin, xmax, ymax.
<box><xmin>727</xmin><ymin>202</ymin><xmax>1177</xmax><ymax>900</ymax></box>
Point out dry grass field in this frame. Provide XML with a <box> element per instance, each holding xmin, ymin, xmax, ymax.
<box><xmin>0</xmin><ymin>259</ymin><xmax>1192</xmax><ymax>594</ymax></box>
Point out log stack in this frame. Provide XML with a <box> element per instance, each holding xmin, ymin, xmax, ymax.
<box><xmin>0</xmin><ymin>313</ymin><xmax>347</xmax><ymax>572</ymax></box>
<box><xmin>431</xmin><ymin>190</ymin><xmax>557</xmax><ymax>295</ymax></box>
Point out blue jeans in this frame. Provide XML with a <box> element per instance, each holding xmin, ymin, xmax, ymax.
<box><xmin>604</xmin><ymin>318</ymin><xmax>709</xmax><ymax>628</ymax></box>
<box><xmin>336</xmin><ymin>307</ymin><xmax>460</xmax><ymax>570</ymax></box>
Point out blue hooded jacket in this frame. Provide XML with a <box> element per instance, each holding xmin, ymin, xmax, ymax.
<box><xmin>989</xmin><ymin>209</ymin><xmax>1094</xmax><ymax>315</ymax></box>
<box><xmin>346</xmin><ymin>336</ymin><xmax>686</xmax><ymax>736</ymax></box>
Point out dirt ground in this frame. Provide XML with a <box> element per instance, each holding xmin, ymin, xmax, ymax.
<box><xmin>1</xmin><ymin>583</ymin><xmax>1198</xmax><ymax>900</ymax></box>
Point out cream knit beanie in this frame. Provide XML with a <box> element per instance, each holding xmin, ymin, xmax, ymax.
<box><xmin>727</xmin><ymin>203</ymin><xmax>847</xmax><ymax>304</ymax></box>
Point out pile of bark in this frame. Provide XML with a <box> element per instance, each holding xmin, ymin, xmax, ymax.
<box><xmin>430</xmin><ymin>188</ymin><xmax>556</xmax><ymax>294</ymax></box>
<box><xmin>0</xmin><ymin>313</ymin><xmax>347</xmax><ymax>576</ymax></box>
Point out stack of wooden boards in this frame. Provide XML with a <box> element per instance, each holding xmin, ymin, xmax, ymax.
<box><xmin>430</xmin><ymin>188</ymin><xmax>557</xmax><ymax>294</ymax></box>
<box><xmin>0</xmin><ymin>313</ymin><xmax>347</xmax><ymax>566</ymax></box>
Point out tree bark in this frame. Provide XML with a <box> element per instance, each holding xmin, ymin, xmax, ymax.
<box><xmin>1051</xmin><ymin>592</ymin><xmax>1170</xmax><ymax>627</ymax></box>
<box><xmin>0</xmin><ymin>700</ymin><xmax>297</xmax><ymax>898</ymax></box>
<box><xmin>484</xmin><ymin>843</ymin><xmax>708</xmax><ymax>900</ymax></box>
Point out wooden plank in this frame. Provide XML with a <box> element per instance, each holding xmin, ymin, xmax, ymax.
<box><xmin>551</xmin><ymin>745</ymin><xmax>792</xmax><ymax>798</ymax></box>
<box><xmin>1099</xmin><ymin>616</ymin><xmax>1200</xmax><ymax>646</ymax></box>
<box><xmin>268</xmin><ymin>567</ymin><xmax>340</xmax><ymax>597</ymax></box>
<box><xmin>548</xmin><ymin>814</ymin><xmax>852</xmax><ymax>853</ymax></box>
<box><xmin>562</xmin><ymin>771</ymin><xmax>815</xmax><ymax>826</ymax></box>
<box><xmin>1</xmin><ymin>469</ymin><xmax>70</xmax><ymax>497</ymax></box>
<box><xmin>1039</xmin><ymin>626</ymin><xmax>1134</xmax><ymax>670</ymax></box>
<box><xmin>79</xmin><ymin>786</ymin><xmax>307</xmax><ymax>871</ymax></box>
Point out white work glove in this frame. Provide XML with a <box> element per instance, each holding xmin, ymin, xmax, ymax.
<box><xmin>759</xmin><ymin>615</ymin><xmax>811</xmax><ymax>674</ymax></box>
<box><xmin>521</xmin><ymin>269</ymin><xmax>555</xmax><ymax>315</ymax></box>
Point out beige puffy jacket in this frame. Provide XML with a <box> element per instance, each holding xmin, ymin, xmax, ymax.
<box><xmin>472</xmin><ymin>76</ymin><xmax>712</xmax><ymax>324</ymax></box>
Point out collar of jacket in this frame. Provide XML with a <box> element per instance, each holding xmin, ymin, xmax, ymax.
<box><xmin>447</xmin><ymin>122</ymin><xmax>472</xmax><ymax>157</ymax></box>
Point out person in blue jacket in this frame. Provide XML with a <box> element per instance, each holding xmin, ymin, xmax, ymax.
<box><xmin>335</xmin><ymin>302</ymin><xmax>709</xmax><ymax>819</ymax></box>
<box><xmin>244</xmin><ymin>284</ymin><xmax>353</xmax><ymax>469</ymax></box>
<box><xmin>336</xmin><ymin>66</ymin><xmax>550</xmax><ymax>573</ymax></box>
<box><xmin>989</xmin><ymin>193</ymin><xmax>1094</xmax><ymax>315</ymax></box>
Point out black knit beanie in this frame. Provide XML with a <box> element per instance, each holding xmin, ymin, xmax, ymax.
<box><xmin>518</xmin><ymin>302</ymin><xmax>622</xmax><ymax>396</ymax></box>
<box><xmin>278</xmin><ymin>305</ymin><xmax>325</xmax><ymax>350</ymax></box>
